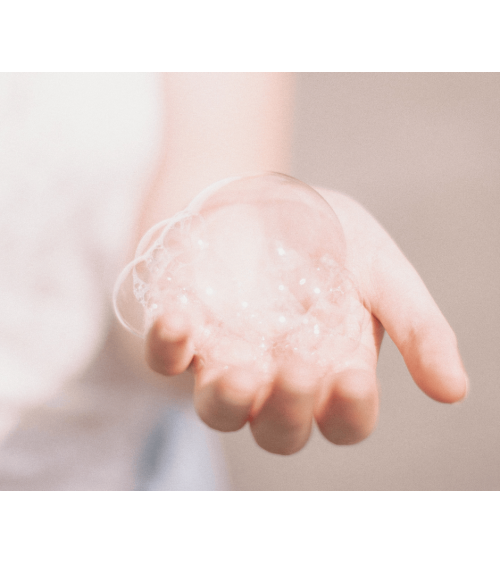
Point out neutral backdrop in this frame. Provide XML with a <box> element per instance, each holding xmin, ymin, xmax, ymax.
<box><xmin>219</xmin><ymin>73</ymin><xmax>500</xmax><ymax>490</ymax></box>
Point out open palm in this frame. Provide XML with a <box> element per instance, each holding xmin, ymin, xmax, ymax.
<box><xmin>146</xmin><ymin>187</ymin><xmax>468</xmax><ymax>454</ymax></box>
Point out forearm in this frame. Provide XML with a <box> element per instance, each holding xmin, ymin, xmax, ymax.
<box><xmin>133</xmin><ymin>72</ymin><xmax>295</xmax><ymax>253</ymax></box>
<box><xmin>117</xmin><ymin>73</ymin><xmax>296</xmax><ymax>393</ymax></box>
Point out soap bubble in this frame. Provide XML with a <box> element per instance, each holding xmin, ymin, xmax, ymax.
<box><xmin>113</xmin><ymin>173</ymin><xmax>364</xmax><ymax>373</ymax></box>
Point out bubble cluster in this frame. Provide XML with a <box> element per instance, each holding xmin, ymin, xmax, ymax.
<box><xmin>113</xmin><ymin>173</ymin><xmax>363</xmax><ymax>372</ymax></box>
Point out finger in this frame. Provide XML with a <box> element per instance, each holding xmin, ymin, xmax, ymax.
<box><xmin>193</xmin><ymin>362</ymin><xmax>261</xmax><ymax>432</ymax></box>
<box><xmin>315</xmin><ymin>368</ymin><xmax>379</xmax><ymax>445</ymax></box>
<box><xmin>369</xmin><ymin>238</ymin><xmax>468</xmax><ymax>403</ymax></box>
<box><xmin>250</xmin><ymin>361</ymin><xmax>318</xmax><ymax>455</ymax></box>
<box><xmin>145</xmin><ymin>313</ymin><xmax>194</xmax><ymax>375</ymax></box>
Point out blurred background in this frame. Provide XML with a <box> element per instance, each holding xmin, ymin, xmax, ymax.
<box><xmin>219</xmin><ymin>73</ymin><xmax>500</xmax><ymax>490</ymax></box>
<box><xmin>1</xmin><ymin>73</ymin><xmax>498</xmax><ymax>491</ymax></box>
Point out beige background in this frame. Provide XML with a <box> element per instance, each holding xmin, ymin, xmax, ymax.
<box><xmin>219</xmin><ymin>73</ymin><xmax>500</xmax><ymax>490</ymax></box>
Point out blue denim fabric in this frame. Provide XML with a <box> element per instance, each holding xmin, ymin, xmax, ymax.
<box><xmin>134</xmin><ymin>404</ymin><xmax>230</xmax><ymax>491</ymax></box>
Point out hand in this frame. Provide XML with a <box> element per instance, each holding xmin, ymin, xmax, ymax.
<box><xmin>145</xmin><ymin>188</ymin><xmax>468</xmax><ymax>454</ymax></box>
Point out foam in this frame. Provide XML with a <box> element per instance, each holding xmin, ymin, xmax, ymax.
<box><xmin>113</xmin><ymin>173</ymin><xmax>364</xmax><ymax>374</ymax></box>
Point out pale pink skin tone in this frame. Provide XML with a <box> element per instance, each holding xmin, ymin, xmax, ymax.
<box><xmin>145</xmin><ymin>187</ymin><xmax>468</xmax><ymax>455</ymax></box>
<box><xmin>122</xmin><ymin>73</ymin><xmax>468</xmax><ymax>455</ymax></box>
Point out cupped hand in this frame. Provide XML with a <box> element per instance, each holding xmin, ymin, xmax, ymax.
<box><xmin>145</xmin><ymin>188</ymin><xmax>468</xmax><ymax>454</ymax></box>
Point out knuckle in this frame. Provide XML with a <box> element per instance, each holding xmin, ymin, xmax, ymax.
<box><xmin>194</xmin><ymin>397</ymin><xmax>246</xmax><ymax>432</ymax></box>
<box><xmin>335</xmin><ymin>374</ymin><xmax>376</xmax><ymax>406</ymax></box>
<box><xmin>194</xmin><ymin>374</ymin><xmax>254</xmax><ymax>432</ymax></box>
<box><xmin>327</xmin><ymin>426</ymin><xmax>373</xmax><ymax>446</ymax></box>
<box><xmin>216</xmin><ymin>373</ymin><xmax>257</xmax><ymax>407</ymax></box>
<box><xmin>251</xmin><ymin>424</ymin><xmax>310</xmax><ymax>455</ymax></box>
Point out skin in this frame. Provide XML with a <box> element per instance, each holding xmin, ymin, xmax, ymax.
<box><xmin>145</xmin><ymin>187</ymin><xmax>468</xmax><ymax>455</ymax></box>
<box><xmin>128</xmin><ymin>73</ymin><xmax>468</xmax><ymax>455</ymax></box>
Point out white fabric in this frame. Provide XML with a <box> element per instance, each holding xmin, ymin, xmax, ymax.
<box><xmin>0</xmin><ymin>73</ymin><xmax>228</xmax><ymax>489</ymax></box>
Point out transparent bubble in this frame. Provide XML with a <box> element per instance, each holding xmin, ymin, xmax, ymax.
<box><xmin>113</xmin><ymin>173</ymin><xmax>364</xmax><ymax>372</ymax></box>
